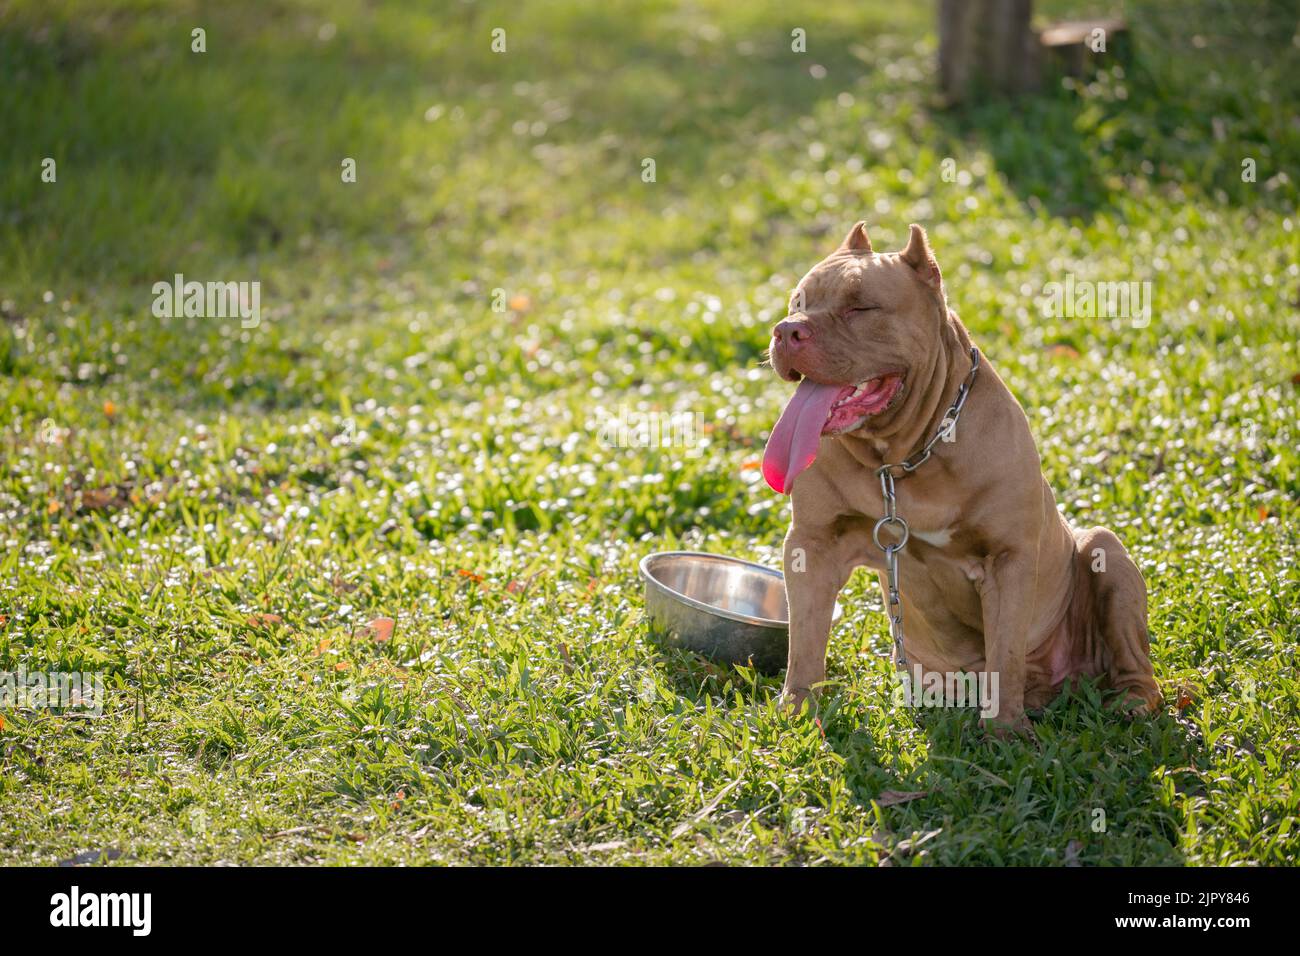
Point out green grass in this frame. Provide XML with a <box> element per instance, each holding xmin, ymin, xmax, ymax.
<box><xmin>0</xmin><ymin>0</ymin><xmax>1297</xmax><ymax>865</ymax></box>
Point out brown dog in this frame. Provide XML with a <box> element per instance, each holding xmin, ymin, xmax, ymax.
<box><xmin>763</xmin><ymin>221</ymin><xmax>1160</xmax><ymax>731</ymax></box>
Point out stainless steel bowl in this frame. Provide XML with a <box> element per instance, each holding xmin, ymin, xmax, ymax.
<box><xmin>638</xmin><ymin>551</ymin><xmax>841</xmax><ymax>674</ymax></box>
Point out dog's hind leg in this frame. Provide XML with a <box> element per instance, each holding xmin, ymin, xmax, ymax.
<box><xmin>1074</xmin><ymin>526</ymin><xmax>1161</xmax><ymax>714</ymax></box>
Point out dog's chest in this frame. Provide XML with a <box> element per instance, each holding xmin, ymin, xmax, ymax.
<box><xmin>842</xmin><ymin>475</ymin><xmax>981</xmax><ymax>582</ymax></box>
<box><xmin>845</xmin><ymin>473</ymin><xmax>960</xmax><ymax>544</ymax></box>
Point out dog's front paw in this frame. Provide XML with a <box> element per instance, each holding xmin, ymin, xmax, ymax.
<box><xmin>1110</xmin><ymin>685</ymin><xmax>1163</xmax><ymax>718</ymax></box>
<box><xmin>780</xmin><ymin>685</ymin><xmax>814</xmax><ymax>714</ymax></box>
<box><xmin>979</xmin><ymin>712</ymin><xmax>1034</xmax><ymax>741</ymax></box>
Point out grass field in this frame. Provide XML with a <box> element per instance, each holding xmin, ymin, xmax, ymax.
<box><xmin>1</xmin><ymin>0</ymin><xmax>1297</xmax><ymax>865</ymax></box>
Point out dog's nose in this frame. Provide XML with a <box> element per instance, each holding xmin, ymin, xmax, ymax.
<box><xmin>773</xmin><ymin>318</ymin><xmax>812</xmax><ymax>348</ymax></box>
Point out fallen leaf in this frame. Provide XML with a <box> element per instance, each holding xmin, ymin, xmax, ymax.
<box><xmin>312</xmin><ymin>638</ymin><xmax>332</xmax><ymax>657</ymax></box>
<box><xmin>81</xmin><ymin>485</ymin><xmax>128</xmax><ymax>511</ymax></box>
<box><xmin>876</xmin><ymin>789</ymin><xmax>930</xmax><ymax>807</ymax></box>
<box><xmin>82</xmin><ymin>488</ymin><xmax>114</xmax><ymax>509</ymax></box>
<box><xmin>330</xmin><ymin>575</ymin><xmax>359</xmax><ymax>595</ymax></box>
<box><xmin>362</xmin><ymin>616</ymin><xmax>395</xmax><ymax>642</ymax></box>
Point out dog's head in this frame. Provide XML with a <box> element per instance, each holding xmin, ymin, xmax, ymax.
<box><xmin>762</xmin><ymin>222</ymin><xmax>948</xmax><ymax>493</ymax></box>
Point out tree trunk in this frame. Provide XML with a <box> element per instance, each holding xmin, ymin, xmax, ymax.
<box><xmin>938</xmin><ymin>0</ymin><xmax>1041</xmax><ymax>104</ymax></box>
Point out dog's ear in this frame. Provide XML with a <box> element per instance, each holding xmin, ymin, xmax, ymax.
<box><xmin>901</xmin><ymin>223</ymin><xmax>942</xmax><ymax>291</ymax></box>
<box><xmin>838</xmin><ymin>221</ymin><xmax>872</xmax><ymax>253</ymax></box>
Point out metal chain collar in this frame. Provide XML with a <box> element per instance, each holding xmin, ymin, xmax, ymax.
<box><xmin>872</xmin><ymin>346</ymin><xmax>981</xmax><ymax>669</ymax></box>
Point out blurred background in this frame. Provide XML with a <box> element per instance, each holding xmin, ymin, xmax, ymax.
<box><xmin>4</xmin><ymin>0</ymin><xmax>1296</xmax><ymax>282</ymax></box>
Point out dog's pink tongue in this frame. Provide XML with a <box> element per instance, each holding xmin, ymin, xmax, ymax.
<box><xmin>762</xmin><ymin>379</ymin><xmax>841</xmax><ymax>494</ymax></box>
